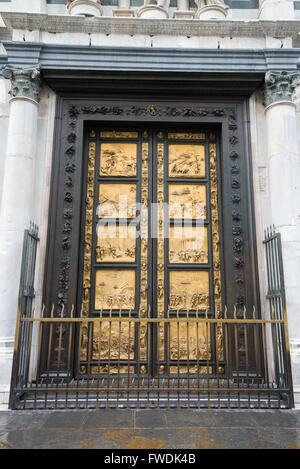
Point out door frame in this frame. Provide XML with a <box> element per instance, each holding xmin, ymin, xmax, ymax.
<box><xmin>42</xmin><ymin>95</ymin><xmax>261</xmax><ymax>374</ymax></box>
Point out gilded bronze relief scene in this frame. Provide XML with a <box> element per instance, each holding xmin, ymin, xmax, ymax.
<box><xmin>86</xmin><ymin>132</ymin><xmax>220</xmax><ymax>315</ymax></box>
<box><xmin>80</xmin><ymin>128</ymin><xmax>222</xmax><ymax>374</ymax></box>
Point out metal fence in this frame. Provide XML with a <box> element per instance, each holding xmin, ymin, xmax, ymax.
<box><xmin>9</xmin><ymin>225</ymin><xmax>294</xmax><ymax>410</ymax></box>
<box><xmin>9</xmin><ymin>308</ymin><xmax>293</xmax><ymax>410</ymax></box>
<box><xmin>9</xmin><ymin>222</ymin><xmax>39</xmax><ymax>409</ymax></box>
<box><xmin>263</xmin><ymin>225</ymin><xmax>294</xmax><ymax>407</ymax></box>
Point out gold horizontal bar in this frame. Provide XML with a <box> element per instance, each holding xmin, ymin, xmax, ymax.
<box><xmin>19</xmin><ymin>387</ymin><xmax>289</xmax><ymax>394</ymax></box>
<box><xmin>20</xmin><ymin>317</ymin><xmax>285</xmax><ymax>324</ymax></box>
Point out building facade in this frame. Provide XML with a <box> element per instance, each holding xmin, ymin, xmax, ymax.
<box><xmin>0</xmin><ymin>0</ymin><xmax>300</xmax><ymax>409</ymax></box>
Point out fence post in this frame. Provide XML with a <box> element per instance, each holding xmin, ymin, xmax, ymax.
<box><xmin>9</xmin><ymin>223</ymin><xmax>39</xmax><ymax>409</ymax></box>
<box><xmin>263</xmin><ymin>225</ymin><xmax>294</xmax><ymax>408</ymax></box>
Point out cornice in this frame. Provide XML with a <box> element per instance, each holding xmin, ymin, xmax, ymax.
<box><xmin>1</xmin><ymin>12</ymin><xmax>300</xmax><ymax>39</ymax></box>
<box><xmin>2</xmin><ymin>41</ymin><xmax>300</xmax><ymax>74</ymax></box>
<box><xmin>1</xmin><ymin>42</ymin><xmax>300</xmax><ymax>96</ymax></box>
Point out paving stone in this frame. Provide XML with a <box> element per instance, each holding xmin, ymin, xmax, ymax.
<box><xmin>100</xmin><ymin>428</ymin><xmax>139</xmax><ymax>447</ymax></box>
<box><xmin>209</xmin><ymin>410</ymin><xmax>258</xmax><ymax>427</ymax></box>
<box><xmin>0</xmin><ymin>412</ymin><xmax>12</xmax><ymax>431</ymax></box>
<box><xmin>135</xmin><ymin>409</ymin><xmax>167</xmax><ymax>428</ymax></box>
<box><xmin>42</xmin><ymin>410</ymin><xmax>90</xmax><ymax>429</ymax></box>
<box><xmin>83</xmin><ymin>409</ymin><xmax>134</xmax><ymax>428</ymax></box>
<box><xmin>134</xmin><ymin>428</ymin><xmax>182</xmax><ymax>449</ymax></box>
<box><xmin>164</xmin><ymin>409</ymin><xmax>217</xmax><ymax>428</ymax></box>
<box><xmin>136</xmin><ymin>427</ymin><xmax>229</xmax><ymax>449</ymax></box>
<box><xmin>207</xmin><ymin>427</ymin><xmax>259</xmax><ymax>449</ymax></box>
<box><xmin>160</xmin><ymin>428</ymin><xmax>223</xmax><ymax>449</ymax></box>
<box><xmin>123</xmin><ymin>435</ymin><xmax>167</xmax><ymax>450</ymax></box>
<box><xmin>2</xmin><ymin>411</ymin><xmax>49</xmax><ymax>430</ymax></box>
<box><xmin>38</xmin><ymin>429</ymin><xmax>121</xmax><ymax>450</ymax></box>
<box><xmin>0</xmin><ymin>409</ymin><xmax>299</xmax><ymax>448</ymax></box>
<box><xmin>0</xmin><ymin>432</ymin><xmax>21</xmax><ymax>450</ymax></box>
<box><xmin>1</xmin><ymin>429</ymin><xmax>67</xmax><ymax>450</ymax></box>
<box><xmin>248</xmin><ymin>437</ymin><xmax>282</xmax><ymax>449</ymax></box>
<box><xmin>257</xmin><ymin>426</ymin><xmax>300</xmax><ymax>448</ymax></box>
<box><xmin>250</xmin><ymin>410</ymin><xmax>300</xmax><ymax>428</ymax></box>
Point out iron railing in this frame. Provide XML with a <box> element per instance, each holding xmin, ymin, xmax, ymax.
<box><xmin>264</xmin><ymin>225</ymin><xmax>287</xmax><ymax>320</ymax></box>
<box><xmin>9</xmin><ymin>223</ymin><xmax>39</xmax><ymax>409</ymax></box>
<box><xmin>9</xmin><ymin>225</ymin><xmax>294</xmax><ymax>410</ymax></box>
<box><xmin>263</xmin><ymin>225</ymin><xmax>294</xmax><ymax>407</ymax></box>
<box><xmin>9</xmin><ymin>307</ymin><xmax>293</xmax><ymax>410</ymax></box>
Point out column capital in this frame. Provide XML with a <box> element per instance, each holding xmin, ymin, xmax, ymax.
<box><xmin>2</xmin><ymin>65</ymin><xmax>42</xmax><ymax>104</ymax></box>
<box><xmin>264</xmin><ymin>70</ymin><xmax>300</xmax><ymax>109</ymax></box>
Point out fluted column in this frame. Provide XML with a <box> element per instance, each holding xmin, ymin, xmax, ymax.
<box><xmin>264</xmin><ymin>70</ymin><xmax>300</xmax><ymax>397</ymax></box>
<box><xmin>0</xmin><ymin>65</ymin><xmax>41</xmax><ymax>405</ymax></box>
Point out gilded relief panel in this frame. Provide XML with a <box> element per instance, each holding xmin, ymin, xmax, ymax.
<box><xmin>92</xmin><ymin>320</ymin><xmax>135</xmax><ymax>362</ymax></box>
<box><xmin>169</xmin><ymin>270</ymin><xmax>210</xmax><ymax>310</ymax></box>
<box><xmin>95</xmin><ymin>269</ymin><xmax>135</xmax><ymax>310</ymax></box>
<box><xmin>169</xmin><ymin>322</ymin><xmax>211</xmax><ymax>361</ymax></box>
<box><xmin>170</xmin><ymin>366</ymin><xmax>212</xmax><ymax>374</ymax></box>
<box><xmin>98</xmin><ymin>183</ymin><xmax>137</xmax><ymax>219</ymax></box>
<box><xmin>96</xmin><ymin>225</ymin><xmax>136</xmax><ymax>263</ymax></box>
<box><xmin>100</xmin><ymin>142</ymin><xmax>137</xmax><ymax>177</ymax></box>
<box><xmin>80</xmin><ymin>128</ymin><xmax>223</xmax><ymax>376</ymax></box>
<box><xmin>169</xmin><ymin>184</ymin><xmax>206</xmax><ymax>220</ymax></box>
<box><xmin>91</xmin><ymin>366</ymin><xmax>135</xmax><ymax>374</ymax></box>
<box><xmin>168</xmin><ymin>144</ymin><xmax>205</xmax><ymax>178</ymax></box>
<box><xmin>169</xmin><ymin>226</ymin><xmax>208</xmax><ymax>264</ymax></box>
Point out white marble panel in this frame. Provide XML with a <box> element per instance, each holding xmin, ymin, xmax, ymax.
<box><xmin>259</xmin><ymin>0</ymin><xmax>295</xmax><ymax>20</ymax></box>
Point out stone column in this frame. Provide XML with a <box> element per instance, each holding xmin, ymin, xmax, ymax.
<box><xmin>67</xmin><ymin>0</ymin><xmax>103</xmax><ymax>17</ymax></box>
<box><xmin>113</xmin><ymin>0</ymin><xmax>135</xmax><ymax>17</ymax></box>
<box><xmin>264</xmin><ymin>70</ymin><xmax>300</xmax><ymax>403</ymax></box>
<box><xmin>137</xmin><ymin>0</ymin><xmax>169</xmax><ymax>19</ymax></box>
<box><xmin>195</xmin><ymin>0</ymin><xmax>229</xmax><ymax>19</ymax></box>
<box><xmin>258</xmin><ymin>0</ymin><xmax>294</xmax><ymax>20</ymax></box>
<box><xmin>0</xmin><ymin>65</ymin><xmax>41</xmax><ymax>406</ymax></box>
<box><xmin>11</xmin><ymin>0</ymin><xmax>47</xmax><ymax>13</ymax></box>
<box><xmin>173</xmin><ymin>0</ymin><xmax>195</xmax><ymax>19</ymax></box>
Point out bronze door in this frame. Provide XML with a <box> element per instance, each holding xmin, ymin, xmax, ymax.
<box><xmin>79</xmin><ymin>127</ymin><xmax>223</xmax><ymax>376</ymax></box>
